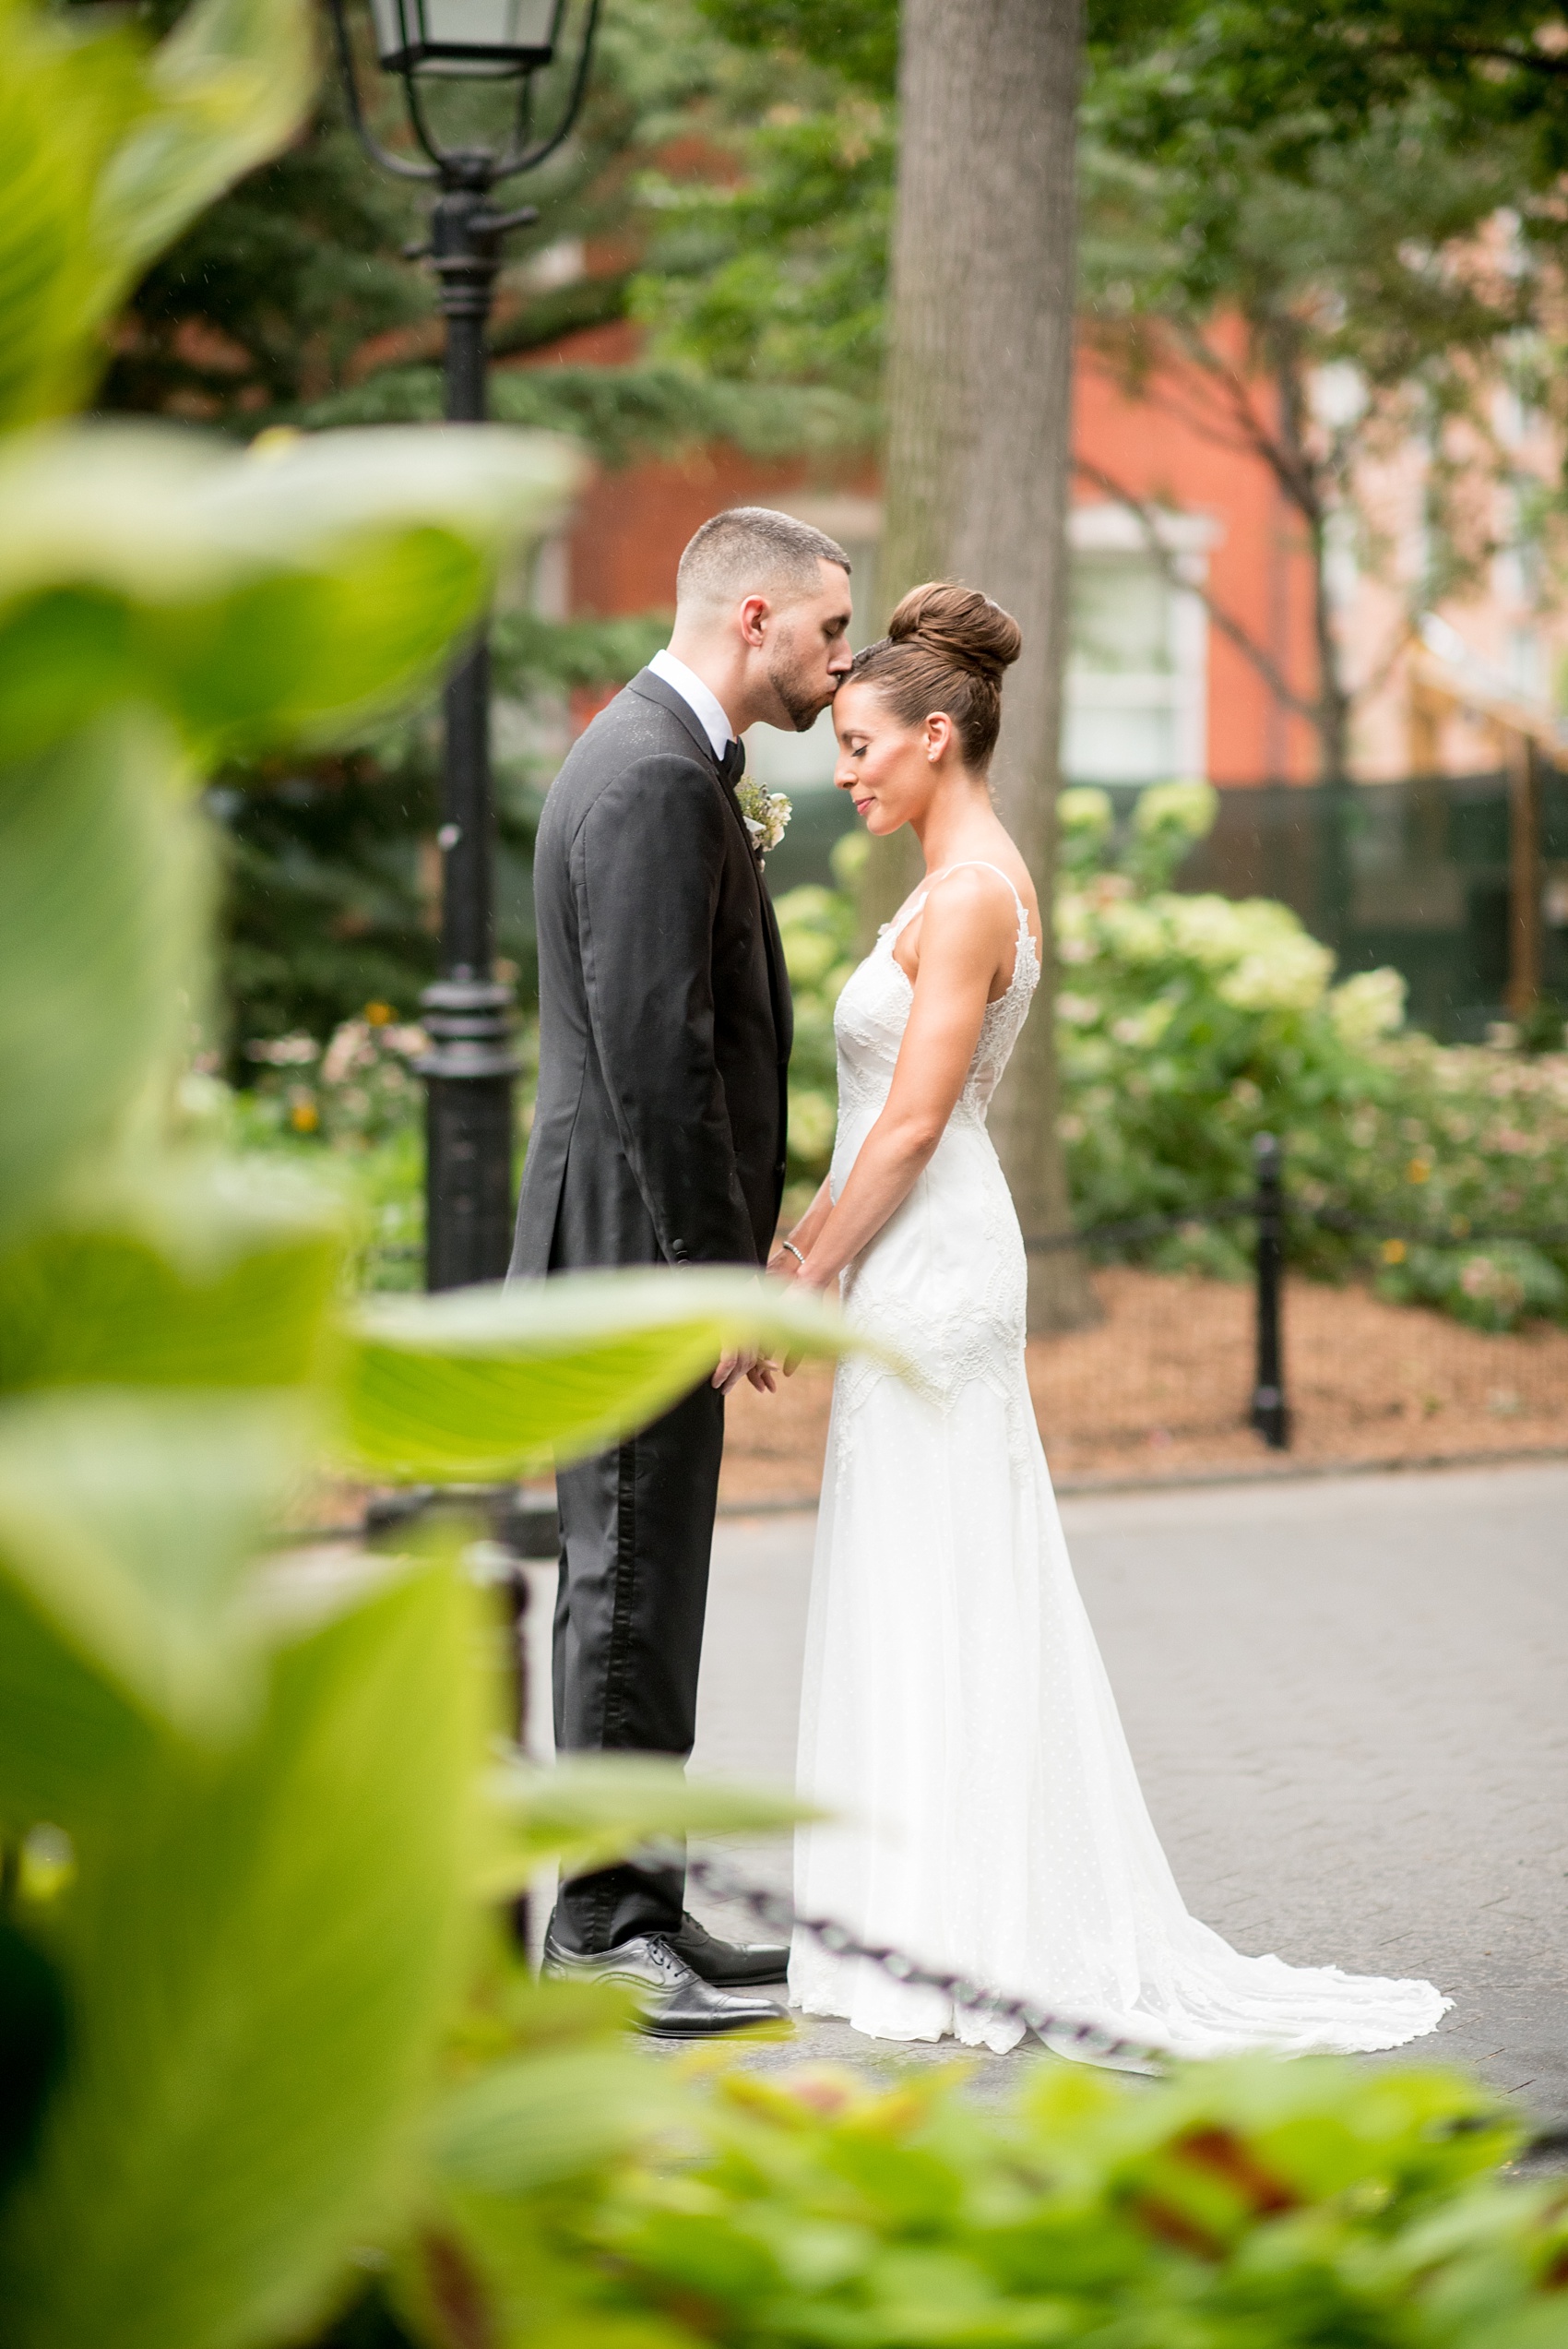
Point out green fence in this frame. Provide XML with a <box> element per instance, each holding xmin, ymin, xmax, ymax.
<box><xmin>1162</xmin><ymin>770</ymin><xmax>1568</xmax><ymax>1042</ymax></box>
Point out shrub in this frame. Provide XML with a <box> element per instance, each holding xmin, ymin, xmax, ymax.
<box><xmin>389</xmin><ymin>2045</ymin><xmax>1568</xmax><ymax>2349</ymax></box>
<box><xmin>773</xmin><ymin>831</ymin><xmax>866</xmax><ymax>1210</ymax></box>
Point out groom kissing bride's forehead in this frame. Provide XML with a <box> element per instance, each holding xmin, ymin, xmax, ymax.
<box><xmin>511</xmin><ymin>507</ymin><xmax>851</xmax><ymax>2038</ymax></box>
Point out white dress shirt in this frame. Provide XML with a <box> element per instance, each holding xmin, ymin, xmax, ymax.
<box><xmin>648</xmin><ymin>646</ymin><xmax>736</xmax><ymax>762</ymax></box>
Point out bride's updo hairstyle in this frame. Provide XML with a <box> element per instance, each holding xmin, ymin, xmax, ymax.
<box><xmin>848</xmin><ymin>582</ymin><xmax>1022</xmax><ymax>769</ymax></box>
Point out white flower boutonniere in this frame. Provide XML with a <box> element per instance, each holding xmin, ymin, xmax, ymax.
<box><xmin>735</xmin><ymin>779</ymin><xmax>791</xmax><ymax>859</ymax></box>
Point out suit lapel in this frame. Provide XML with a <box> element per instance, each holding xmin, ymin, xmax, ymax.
<box><xmin>627</xmin><ymin>667</ymin><xmax>720</xmax><ymax>766</ymax></box>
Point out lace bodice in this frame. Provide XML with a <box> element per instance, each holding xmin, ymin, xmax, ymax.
<box><xmin>831</xmin><ymin>862</ymin><xmax>1039</xmax><ymax>1160</ymax></box>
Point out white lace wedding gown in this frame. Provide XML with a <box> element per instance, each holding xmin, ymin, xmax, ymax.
<box><xmin>789</xmin><ymin>862</ymin><xmax>1449</xmax><ymax>2058</ymax></box>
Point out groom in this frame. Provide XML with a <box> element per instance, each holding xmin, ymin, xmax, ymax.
<box><xmin>512</xmin><ymin>507</ymin><xmax>854</xmax><ymax>2034</ymax></box>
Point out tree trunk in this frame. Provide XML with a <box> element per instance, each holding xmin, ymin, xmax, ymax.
<box><xmin>865</xmin><ymin>0</ymin><xmax>1097</xmax><ymax>1330</ymax></box>
<box><xmin>1266</xmin><ymin>323</ymin><xmax>1350</xmax><ymax>781</ymax></box>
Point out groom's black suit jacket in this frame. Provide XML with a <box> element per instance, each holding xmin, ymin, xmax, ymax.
<box><xmin>510</xmin><ymin>666</ymin><xmax>791</xmax><ymax>1278</ymax></box>
<box><xmin>512</xmin><ymin>665</ymin><xmax>791</xmax><ymax>1951</ymax></box>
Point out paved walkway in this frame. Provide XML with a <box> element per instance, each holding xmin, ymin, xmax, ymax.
<box><xmin>640</xmin><ymin>1461</ymin><xmax>1565</xmax><ymax>2122</ymax></box>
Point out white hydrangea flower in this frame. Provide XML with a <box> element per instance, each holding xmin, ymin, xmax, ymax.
<box><xmin>1132</xmin><ymin>778</ymin><xmax>1219</xmax><ymax>842</ymax></box>
<box><xmin>1163</xmin><ymin>893</ymin><xmax>1253</xmax><ymax>971</ymax></box>
<box><xmin>1218</xmin><ymin>930</ymin><xmax>1334</xmax><ymax>1012</ymax></box>
<box><xmin>1059</xmin><ymin>786</ymin><xmax>1115</xmax><ymax>836</ymax></box>
<box><xmin>1328</xmin><ymin>967</ymin><xmax>1407</xmax><ymax>1046</ymax></box>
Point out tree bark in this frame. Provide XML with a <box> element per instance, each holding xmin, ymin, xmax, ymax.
<box><xmin>865</xmin><ymin>0</ymin><xmax>1097</xmax><ymax>1330</ymax></box>
<box><xmin>1265</xmin><ymin>322</ymin><xmax>1350</xmax><ymax>782</ymax></box>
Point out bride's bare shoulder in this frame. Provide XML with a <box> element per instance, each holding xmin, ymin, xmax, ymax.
<box><xmin>910</xmin><ymin>864</ymin><xmax>1018</xmax><ymax>966</ymax></box>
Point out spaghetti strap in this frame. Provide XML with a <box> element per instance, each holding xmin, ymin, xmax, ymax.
<box><xmin>884</xmin><ymin>861</ymin><xmax>1039</xmax><ymax>1000</ymax></box>
<box><xmin>933</xmin><ymin>859</ymin><xmax>1030</xmax><ymax>926</ymax></box>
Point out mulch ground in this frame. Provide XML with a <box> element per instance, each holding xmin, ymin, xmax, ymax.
<box><xmin>717</xmin><ymin>1267</ymin><xmax>1568</xmax><ymax>1507</ymax></box>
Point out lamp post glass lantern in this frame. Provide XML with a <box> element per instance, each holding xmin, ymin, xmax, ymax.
<box><xmin>366</xmin><ymin>0</ymin><xmax>566</xmax><ymax>78</ymax></box>
<box><xmin>330</xmin><ymin>0</ymin><xmax>598</xmax><ymax>1292</ymax></box>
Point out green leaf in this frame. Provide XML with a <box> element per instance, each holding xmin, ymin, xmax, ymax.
<box><xmin>430</xmin><ymin>2044</ymin><xmax>688</xmax><ymax>2195</ymax></box>
<box><xmin>0</xmin><ymin>1389</ymin><xmax>311</xmax><ymax>1743</ymax></box>
<box><xmin>0</xmin><ymin>0</ymin><xmax>314</xmax><ymax>428</ymax></box>
<box><xmin>0</xmin><ymin>0</ymin><xmax>144</xmax><ymax>426</ymax></box>
<box><xmin>0</xmin><ymin>423</ymin><xmax>587</xmax><ymax>758</ymax></box>
<box><xmin>341</xmin><ymin>1268</ymin><xmax>892</xmax><ymax>1480</ymax></box>
<box><xmin>0</xmin><ymin>713</ymin><xmax>200</xmax><ymax>1247</ymax></box>
<box><xmin>0</xmin><ymin>1162</ymin><xmax>345</xmax><ymax>1396</ymax></box>
<box><xmin>0</xmin><ymin>1573</ymin><xmax>156</xmax><ymax>1837</ymax></box>
<box><xmin>0</xmin><ymin>1555</ymin><xmax>478</xmax><ymax>2349</ymax></box>
<box><xmin>89</xmin><ymin>0</ymin><xmax>315</xmax><ymax>316</ymax></box>
<box><xmin>481</xmin><ymin>1753</ymin><xmax>813</xmax><ymax>1893</ymax></box>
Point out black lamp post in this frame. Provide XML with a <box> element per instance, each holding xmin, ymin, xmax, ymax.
<box><xmin>329</xmin><ymin>0</ymin><xmax>600</xmax><ymax>1291</ymax></box>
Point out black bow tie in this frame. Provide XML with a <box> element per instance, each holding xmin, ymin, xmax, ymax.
<box><xmin>719</xmin><ymin>735</ymin><xmax>746</xmax><ymax>788</ymax></box>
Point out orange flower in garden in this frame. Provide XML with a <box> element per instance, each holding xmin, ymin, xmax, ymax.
<box><xmin>364</xmin><ymin>1001</ymin><xmax>394</xmax><ymax>1026</ymax></box>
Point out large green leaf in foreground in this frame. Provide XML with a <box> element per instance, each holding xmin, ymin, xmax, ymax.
<box><xmin>481</xmin><ymin>1753</ymin><xmax>814</xmax><ymax>1896</ymax></box>
<box><xmin>0</xmin><ymin>714</ymin><xmax>198</xmax><ymax>1246</ymax></box>
<box><xmin>342</xmin><ymin>1269</ymin><xmax>886</xmax><ymax>1479</ymax></box>
<box><xmin>0</xmin><ymin>0</ymin><xmax>314</xmax><ymax>428</ymax></box>
<box><xmin>0</xmin><ymin>1165</ymin><xmax>343</xmax><ymax>1396</ymax></box>
<box><xmin>0</xmin><ymin>424</ymin><xmax>584</xmax><ymax>760</ymax></box>
<box><xmin>0</xmin><ymin>1558</ymin><xmax>476</xmax><ymax>2349</ymax></box>
<box><xmin>0</xmin><ymin>1390</ymin><xmax>308</xmax><ymax>1743</ymax></box>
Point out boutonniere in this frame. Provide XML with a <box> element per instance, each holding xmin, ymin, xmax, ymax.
<box><xmin>736</xmin><ymin>779</ymin><xmax>791</xmax><ymax>860</ymax></box>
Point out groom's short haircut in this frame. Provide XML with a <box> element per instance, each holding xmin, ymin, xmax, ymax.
<box><xmin>677</xmin><ymin>506</ymin><xmax>851</xmax><ymax>614</ymax></box>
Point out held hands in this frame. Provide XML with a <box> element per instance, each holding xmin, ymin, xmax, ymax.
<box><xmin>711</xmin><ymin>1347</ymin><xmax>778</xmax><ymax>1395</ymax></box>
<box><xmin>765</xmin><ymin>1234</ymin><xmax>832</xmax><ymax>1379</ymax></box>
<box><xmin>712</xmin><ymin>1238</ymin><xmax>820</xmax><ymax>1392</ymax></box>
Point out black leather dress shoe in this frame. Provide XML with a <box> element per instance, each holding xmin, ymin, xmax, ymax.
<box><xmin>540</xmin><ymin>1928</ymin><xmax>789</xmax><ymax>2039</ymax></box>
<box><xmin>666</xmin><ymin>1911</ymin><xmax>790</xmax><ymax>1986</ymax></box>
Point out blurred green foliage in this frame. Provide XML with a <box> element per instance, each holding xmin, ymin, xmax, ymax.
<box><xmin>772</xmin><ymin>830</ymin><xmax>866</xmax><ymax>1210</ymax></box>
<box><xmin>0</xmin><ymin>6</ymin><xmax>852</xmax><ymax>2340</ymax></box>
<box><xmin>1055</xmin><ymin>784</ymin><xmax>1568</xmax><ymax>1327</ymax></box>
<box><xmin>392</xmin><ymin>2054</ymin><xmax>1568</xmax><ymax>2349</ymax></box>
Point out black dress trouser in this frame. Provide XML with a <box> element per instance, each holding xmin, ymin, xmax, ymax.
<box><xmin>551</xmin><ymin>1375</ymin><xmax>726</xmax><ymax>1951</ymax></box>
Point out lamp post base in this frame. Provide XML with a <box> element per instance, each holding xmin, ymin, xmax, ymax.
<box><xmin>417</xmin><ymin>977</ymin><xmax>518</xmax><ymax>1291</ymax></box>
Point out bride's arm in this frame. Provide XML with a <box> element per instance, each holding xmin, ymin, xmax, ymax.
<box><xmin>768</xmin><ymin>1176</ymin><xmax>831</xmax><ymax>1276</ymax></box>
<box><xmin>792</xmin><ymin>875</ymin><xmax>1011</xmax><ymax>1292</ymax></box>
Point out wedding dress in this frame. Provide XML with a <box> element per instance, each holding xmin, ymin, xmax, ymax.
<box><xmin>789</xmin><ymin>862</ymin><xmax>1449</xmax><ymax>2058</ymax></box>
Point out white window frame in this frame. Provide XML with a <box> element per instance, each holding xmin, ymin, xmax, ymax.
<box><xmin>1065</xmin><ymin>503</ymin><xmax>1218</xmax><ymax>782</ymax></box>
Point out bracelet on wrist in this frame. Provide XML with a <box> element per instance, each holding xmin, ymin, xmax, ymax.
<box><xmin>780</xmin><ymin>1237</ymin><xmax>806</xmax><ymax>1270</ymax></box>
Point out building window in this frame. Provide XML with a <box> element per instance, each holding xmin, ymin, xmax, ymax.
<box><xmin>1063</xmin><ymin>506</ymin><xmax>1215</xmax><ymax>784</ymax></box>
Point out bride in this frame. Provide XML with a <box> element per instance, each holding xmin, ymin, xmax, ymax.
<box><xmin>768</xmin><ymin>581</ymin><xmax>1448</xmax><ymax>2059</ymax></box>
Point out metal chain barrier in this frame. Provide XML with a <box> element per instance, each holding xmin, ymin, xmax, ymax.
<box><xmin>675</xmin><ymin>1844</ymin><xmax>1172</xmax><ymax>2072</ymax></box>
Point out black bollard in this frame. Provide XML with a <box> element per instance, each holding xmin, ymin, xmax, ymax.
<box><xmin>504</xmin><ymin>1562</ymin><xmax>532</xmax><ymax>1957</ymax></box>
<box><xmin>364</xmin><ymin>1485</ymin><xmax>555</xmax><ymax>1961</ymax></box>
<box><xmin>1250</xmin><ymin>1132</ymin><xmax>1290</xmax><ymax>1449</ymax></box>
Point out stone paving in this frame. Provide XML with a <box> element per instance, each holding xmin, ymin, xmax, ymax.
<box><xmin>692</xmin><ymin>1459</ymin><xmax>1568</xmax><ymax>2122</ymax></box>
<box><xmin>523</xmin><ymin>1459</ymin><xmax>1567</xmax><ymax>2121</ymax></box>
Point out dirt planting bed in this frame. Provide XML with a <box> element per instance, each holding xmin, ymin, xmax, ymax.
<box><xmin>718</xmin><ymin>1267</ymin><xmax>1568</xmax><ymax>1507</ymax></box>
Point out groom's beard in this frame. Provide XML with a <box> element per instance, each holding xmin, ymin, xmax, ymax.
<box><xmin>766</xmin><ymin>639</ymin><xmax>837</xmax><ymax>733</ymax></box>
